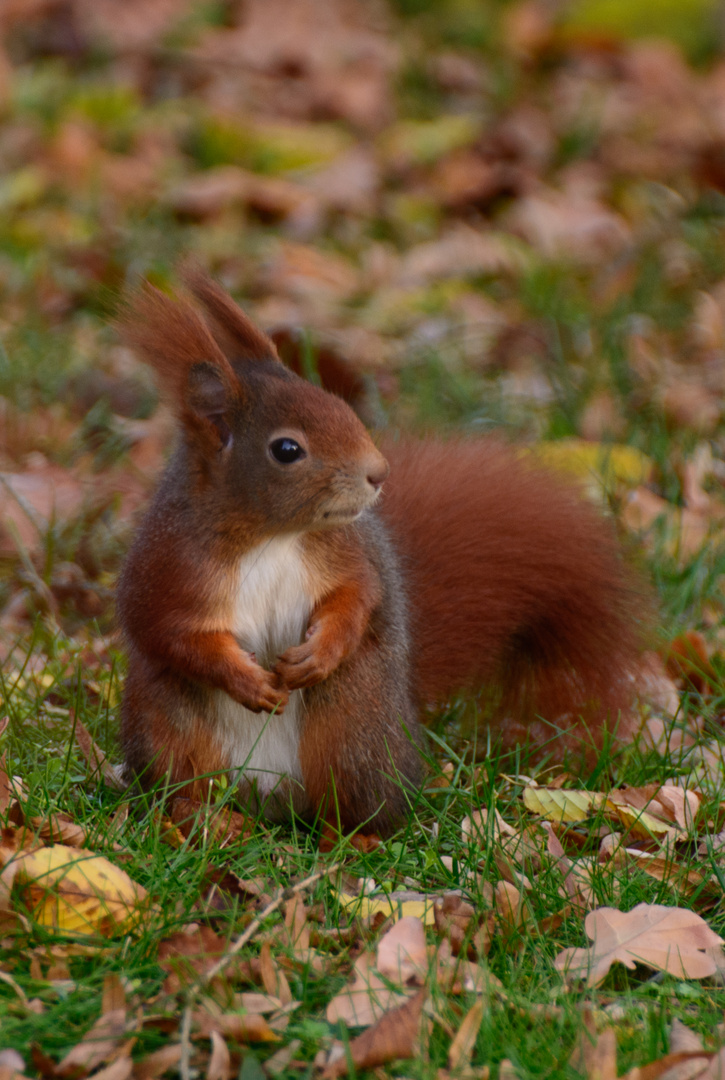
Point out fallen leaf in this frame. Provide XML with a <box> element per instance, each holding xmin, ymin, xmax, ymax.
<box><xmin>75</xmin><ymin>1059</ymin><xmax>132</xmax><ymax>1080</ymax></box>
<box><xmin>325</xmin><ymin>952</ymin><xmax>409</xmax><ymax>1027</ymax></box>
<box><xmin>523</xmin><ymin>787</ymin><xmax>603</xmax><ymax>823</ymax></box>
<box><xmin>0</xmin><ymin>1052</ymin><xmax>26</xmax><ymax>1074</ymax></box>
<box><xmin>260</xmin><ymin>942</ymin><xmax>292</xmax><ymax>1005</ymax></box>
<box><xmin>206</xmin><ymin>1031</ymin><xmax>230</xmax><ymax>1080</ymax></box>
<box><xmin>0</xmin><ymin>467</ymin><xmax>86</xmax><ymax>558</ymax></box>
<box><xmin>195</xmin><ymin>1008</ymin><xmax>279</xmax><ymax>1044</ymax></box>
<box><xmin>494</xmin><ymin>881</ymin><xmax>528</xmax><ymax>935</ymax></box>
<box><xmin>133</xmin><ymin>1045</ymin><xmax>183</xmax><ymax>1080</ymax></box>
<box><xmin>376</xmin><ymin>916</ymin><xmax>427</xmax><ymax>984</ymax></box>
<box><xmin>158</xmin><ymin>926</ymin><xmax>257</xmax><ymax>994</ymax></box>
<box><xmin>334</xmin><ymin>890</ymin><xmax>436</xmax><ymax>925</ymax></box>
<box><xmin>31</xmin><ymin>814</ymin><xmax>89</xmax><ymax>849</ymax></box>
<box><xmin>14</xmin><ymin>846</ymin><xmax>147</xmax><ymax>936</ymax></box>
<box><xmin>55</xmin><ymin>1001</ymin><xmax>127</xmax><ymax>1077</ymax></box>
<box><xmin>448</xmin><ymin>999</ymin><xmax>484</xmax><ymax>1070</ymax></box>
<box><xmin>665</xmin><ymin>632</ymin><xmax>718</xmax><ymax>696</ymax></box>
<box><xmin>570</xmin><ymin>1012</ymin><xmax>618</xmax><ymax>1080</ymax></box>
<box><xmin>72</xmin><ymin>716</ymin><xmax>126</xmax><ymax>792</ymax></box>
<box><xmin>527</xmin><ymin>440</ymin><xmax>653</xmax><ymax>491</ymax></box>
<box><xmin>264</xmin><ymin>1040</ymin><xmax>303</xmax><ymax>1076</ymax></box>
<box><xmin>555</xmin><ymin>904</ymin><xmax>723</xmax><ymax>986</ymax></box>
<box><xmin>322</xmin><ymin>988</ymin><xmax>426</xmax><ymax>1077</ymax></box>
<box><xmin>506</xmin><ymin>187</ymin><xmax>631</xmax><ymax>264</ymax></box>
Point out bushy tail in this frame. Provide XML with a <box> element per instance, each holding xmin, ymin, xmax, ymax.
<box><xmin>379</xmin><ymin>438</ymin><xmax>651</xmax><ymax>741</ymax></box>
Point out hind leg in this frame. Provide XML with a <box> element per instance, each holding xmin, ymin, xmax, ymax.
<box><xmin>298</xmin><ymin>651</ymin><xmax>423</xmax><ymax>837</ymax></box>
<box><xmin>122</xmin><ymin>656</ymin><xmax>229</xmax><ymax>799</ymax></box>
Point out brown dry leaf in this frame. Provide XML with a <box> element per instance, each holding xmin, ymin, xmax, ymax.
<box><xmin>265</xmin><ymin>243</ymin><xmax>359</xmax><ymax>303</ymax></box>
<box><xmin>78</xmin><ymin>1059</ymin><xmax>132</xmax><ymax>1080</ymax></box>
<box><xmin>544</xmin><ymin>825</ymin><xmax>589</xmax><ymax>912</ymax></box>
<box><xmin>622</xmin><ymin>1050</ymin><xmax>720</xmax><ymax>1080</ymax></box>
<box><xmin>447</xmin><ymin>999</ymin><xmax>484</xmax><ymax>1070</ymax></box>
<box><xmin>55</xmin><ymin>990</ymin><xmax>127</xmax><ymax>1077</ymax></box>
<box><xmin>631</xmin><ymin>852</ymin><xmax>718</xmax><ymax>903</ymax></box>
<box><xmin>498</xmin><ymin>1061</ymin><xmax>520</xmax><ymax>1080</ymax></box>
<box><xmin>194</xmin><ymin>1009</ymin><xmax>279</xmax><ymax>1045</ymax></box>
<box><xmin>621</xmin><ymin>488</ymin><xmax>712</xmax><ymax>561</ymax></box>
<box><xmin>31</xmin><ymin>814</ymin><xmax>89</xmax><ymax>849</ymax></box>
<box><xmin>399</xmin><ymin>225</ymin><xmax>528</xmax><ymax>286</ymax></box>
<box><xmin>433</xmin><ymin>895</ymin><xmax>483</xmax><ymax>959</ymax></box>
<box><xmin>494</xmin><ymin>881</ymin><xmax>528</xmax><ymax>935</ymax></box>
<box><xmin>0</xmin><ymin>1053</ymin><xmax>26</xmax><ymax>1073</ymax></box>
<box><xmin>168</xmin><ymin>798</ymin><xmax>251</xmax><ymax>846</ymax></box>
<box><xmin>326</xmin><ymin>951</ymin><xmax>409</xmax><ymax>1027</ymax></box>
<box><xmin>260</xmin><ymin>942</ymin><xmax>292</xmax><ymax>1005</ymax></box>
<box><xmin>0</xmin><ymin>467</ymin><xmax>86</xmax><ymax>558</ymax></box>
<box><xmin>322</xmin><ymin>988</ymin><xmax>426</xmax><ymax>1078</ymax></box>
<box><xmin>158</xmin><ymin>926</ymin><xmax>256</xmax><ymax>995</ymax></box>
<box><xmin>13</xmin><ymin>846</ymin><xmax>147</xmax><ymax>936</ymax></box>
<box><xmin>206</xmin><ymin>1032</ymin><xmax>230</xmax><ymax>1080</ymax></box>
<box><xmin>376</xmin><ymin>916</ymin><xmax>427</xmax><ymax>984</ymax></box>
<box><xmin>662</xmin><ymin>382</ymin><xmax>721</xmax><ymax>435</ymax></box>
<box><xmin>72</xmin><ymin>716</ymin><xmax>126</xmax><ymax>792</ymax></box>
<box><xmin>570</xmin><ymin>1012</ymin><xmax>618</xmax><ymax>1080</ymax></box>
<box><xmin>283</xmin><ymin>894</ymin><xmax>310</xmax><ymax>958</ymax></box>
<box><xmin>654</xmin><ymin>786</ymin><xmax>701</xmax><ymax>832</ymax></box>
<box><xmin>633</xmin><ymin>1020</ymin><xmax>713</xmax><ymax>1080</ymax></box>
<box><xmin>132</xmin><ymin>1044</ymin><xmax>183</xmax><ymax>1080</ymax></box>
<box><xmin>670</xmin><ymin>1019</ymin><xmax>706</xmax><ymax>1055</ymax></box>
<box><xmin>665</xmin><ymin>632</ymin><xmax>718</xmax><ymax>696</ymax></box>
<box><xmin>264</xmin><ymin>1041</ymin><xmax>303</xmax><ymax>1076</ymax></box>
<box><xmin>555</xmin><ymin>904</ymin><xmax>723</xmax><ymax>986</ymax></box>
<box><xmin>506</xmin><ymin>188</ymin><xmax>630</xmax><ymax>264</ymax></box>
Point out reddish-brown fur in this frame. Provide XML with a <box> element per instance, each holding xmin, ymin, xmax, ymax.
<box><xmin>380</xmin><ymin>439</ymin><xmax>647</xmax><ymax>741</ymax></box>
<box><xmin>116</xmin><ymin>272</ymin><xmax>650</xmax><ymax>835</ymax></box>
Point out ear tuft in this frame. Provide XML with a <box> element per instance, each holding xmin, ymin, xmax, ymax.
<box><xmin>116</xmin><ymin>281</ymin><xmax>243</xmax><ymax>452</ymax></box>
<box><xmin>180</xmin><ymin>263</ymin><xmax>281</xmax><ymax>365</ymax></box>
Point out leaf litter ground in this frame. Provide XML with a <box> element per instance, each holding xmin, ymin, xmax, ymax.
<box><xmin>4</xmin><ymin>0</ymin><xmax>725</xmax><ymax>1077</ymax></box>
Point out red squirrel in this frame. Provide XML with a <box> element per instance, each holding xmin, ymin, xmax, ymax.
<box><xmin>116</xmin><ymin>270</ymin><xmax>648</xmax><ymax>836</ymax></box>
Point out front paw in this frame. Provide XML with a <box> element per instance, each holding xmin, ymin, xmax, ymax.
<box><xmin>229</xmin><ymin>665</ymin><xmax>289</xmax><ymax>714</ymax></box>
<box><xmin>275</xmin><ymin>635</ymin><xmax>342</xmax><ymax>691</ymax></box>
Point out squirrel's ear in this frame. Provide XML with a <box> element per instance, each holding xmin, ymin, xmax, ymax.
<box><xmin>187</xmin><ymin>361</ymin><xmax>234</xmax><ymax>450</ymax></box>
<box><xmin>180</xmin><ymin>264</ymin><xmax>281</xmax><ymax>365</ymax></box>
<box><xmin>117</xmin><ymin>281</ymin><xmax>242</xmax><ymax>453</ymax></box>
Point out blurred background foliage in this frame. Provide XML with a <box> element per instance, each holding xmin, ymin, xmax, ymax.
<box><xmin>3</xmin><ymin>0</ymin><xmax>725</xmax><ymax>642</ymax></box>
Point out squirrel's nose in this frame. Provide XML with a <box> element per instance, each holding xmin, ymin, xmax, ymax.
<box><xmin>366</xmin><ymin>454</ymin><xmax>389</xmax><ymax>492</ymax></box>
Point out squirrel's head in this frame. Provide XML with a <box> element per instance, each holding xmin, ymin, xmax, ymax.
<box><xmin>118</xmin><ymin>271</ymin><xmax>388</xmax><ymax>538</ymax></box>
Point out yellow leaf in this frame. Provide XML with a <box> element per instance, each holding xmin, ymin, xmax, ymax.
<box><xmin>606</xmin><ymin>803</ymin><xmax>680</xmax><ymax>841</ymax></box>
<box><xmin>335</xmin><ymin>892</ymin><xmax>436</xmax><ymax>926</ymax></box>
<box><xmin>523</xmin><ymin>787</ymin><xmax>604</xmax><ymax>823</ymax></box>
<box><xmin>14</xmin><ymin>845</ymin><xmax>148</xmax><ymax>936</ymax></box>
<box><xmin>526</xmin><ymin>440</ymin><xmax>653</xmax><ymax>490</ymax></box>
<box><xmin>378</xmin><ymin>116</ymin><xmax>479</xmax><ymax>168</ymax></box>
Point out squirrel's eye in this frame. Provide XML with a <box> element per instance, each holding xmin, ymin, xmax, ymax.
<box><xmin>269</xmin><ymin>437</ymin><xmax>305</xmax><ymax>464</ymax></box>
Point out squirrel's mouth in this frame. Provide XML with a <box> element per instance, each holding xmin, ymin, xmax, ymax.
<box><xmin>320</xmin><ymin>507</ymin><xmax>365</xmax><ymax>525</ymax></box>
<box><xmin>315</xmin><ymin>481</ymin><xmax>382</xmax><ymax>527</ymax></box>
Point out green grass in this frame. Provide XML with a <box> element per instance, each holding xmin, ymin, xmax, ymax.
<box><xmin>2</xmin><ymin>639</ymin><xmax>725</xmax><ymax>1076</ymax></box>
<box><xmin>3</xmin><ymin>0</ymin><xmax>725</xmax><ymax>1075</ymax></box>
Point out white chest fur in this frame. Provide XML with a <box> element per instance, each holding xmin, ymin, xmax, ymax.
<box><xmin>215</xmin><ymin>535</ymin><xmax>315</xmax><ymax>815</ymax></box>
